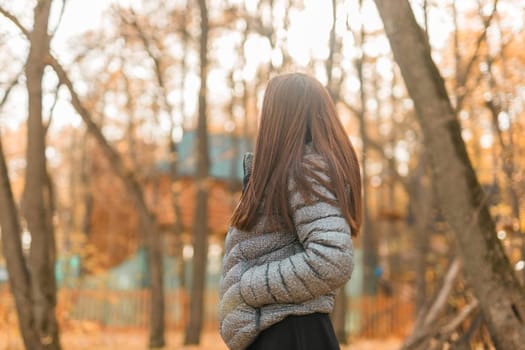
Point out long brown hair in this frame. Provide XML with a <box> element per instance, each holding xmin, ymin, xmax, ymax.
<box><xmin>230</xmin><ymin>73</ymin><xmax>362</xmax><ymax>236</ymax></box>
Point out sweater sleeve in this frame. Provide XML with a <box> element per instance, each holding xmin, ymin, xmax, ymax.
<box><xmin>239</xmin><ymin>169</ymin><xmax>354</xmax><ymax>307</ymax></box>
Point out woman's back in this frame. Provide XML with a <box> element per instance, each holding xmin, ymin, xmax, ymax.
<box><xmin>219</xmin><ymin>146</ymin><xmax>354</xmax><ymax>349</ymax></box>
<box><xmin>219</xmin><ymin>73</ymin><xmax>361</xmax><ymax>350</ymax></box>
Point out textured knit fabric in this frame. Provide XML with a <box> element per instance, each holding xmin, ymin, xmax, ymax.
<box><xmin>247</xmin><ymin>313</ymin><xmax>339</xmax><ymax>350</ymax></box>
<box><xmin>219</xmin><ymin>146</ymin><xmax>354</xmax><ymax>350</ymax></box>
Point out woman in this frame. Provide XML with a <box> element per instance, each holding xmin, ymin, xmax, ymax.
<box><xmin>219</xmin><ymin>73</ymin><xmax>362</xmax><ymax>350</ymax></box>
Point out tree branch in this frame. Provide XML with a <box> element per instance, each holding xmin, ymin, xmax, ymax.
<box><xmin>441</xmin><ymin>299</ymin><xmax>480</xmax><ymax>335</ymax></box>
<box><xmin>0</xmin><ymin>6</ymin><xmax>30</xmax><ymax>37</ymax></box>
<box><xmin>459</xmin><ymin>0</ymin><xmax>498</xmax><ymax>85</ymax></box>
<box><xmin>339</xmin><ymin>97</ymin><xmax>361</xmax><ymax>118</ymax></box>
<box><xmin>50</xmin><ymin>0</ymin><xmax>69</xmax><ymax>38</ymax></box>
<box><xmin>455</xmin><ymin>0</ymin><xmax>498</xmax><ymax>111</ymax></box>
<box><xmin>401</xmin><ymin>257</ymin><xmax>462</xmax><ymax>350</ymax></box>
<box><xmin>423</xmin><ymin>257</ymin><xmax>462</xmax><ymax>327</ymax></box>
<box><xmin>119</xmin><ymin>8</ymin><xmax>175</xmax><ymax>126</ymax></box>
<box><xmin>44</xmin><ymin>81</ymin><xmax>62</xmax><ymax>135</ymax></box>
<box><xmin>0</xmin><ymin>69</ymin><xmax>23</xmax><ymax>109</ymax></box>
<box><xmin>119</xmin><ymin>9</ymin><xmax>165</xmax><ymax>89</ymax></box>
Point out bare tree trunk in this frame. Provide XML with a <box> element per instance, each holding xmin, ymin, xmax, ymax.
<box><xmin>226</xmin><ymin>71</ymin><xmax>240</xmax><ymax>193</ymax></box>
<box><xmin>184</xmin><ymin>0</ymin><xmax>209</xmax><ymax>344</ymax></box>
<box><xmin>142</xmin><ymin>214</ymin><xmax>165</xmax><ymax>348</ymax></box>
<box><xmin>356</xmin><ymin>0</ymin><xmax>378</xmax><ymax>296</ymax></box>
<box><xmin>23</xmin><ymin>1</ymin><xmax>61</xmax><ymax>349</ymax></box>
<box><xmin>48</xmin><ymin>55</ymin><xmax>165</xmax><ymax>348</ymax></box>
<box><xmin>170</xmin><ymin>23</ymin><xmax>187</xmax><ymax>292</ymax></box>
<box><xmin>0</xmin><ymin>50</ymin><xmax>41</xmax><ymax>350</ymax></box>
<box><xmin>0</xmin><ymin>133</ymin><xmax>42</xmax><ymax>350</ymax></box>
<box><xmin>80</xmin><ymin>131</ymin><xmax>93</xmax><ymax>239</ymax></box>
<box><xmin>373</xmin><ymin>1</ymin><xmax>525</xmax><ymax>348</ymax></box>
<box><xmin>168</xmin><ymin>134</ymin><xmax>186</xmax><ymax>290</ymax></box>
<box><xmin>174</xmin><ymin>18</ymin><xmax>191</xmax><ymax>290</ymax></box>
<box><xmin>63</xmin><ymin>131</ymin><xmax>78</xmax><ymax>257</ymax></box>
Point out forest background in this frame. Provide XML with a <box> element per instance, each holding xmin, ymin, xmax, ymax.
<box><xmin>0</xmin><ymin>0</ymin><xmax>524</xmax><ymax>349</ymax></box>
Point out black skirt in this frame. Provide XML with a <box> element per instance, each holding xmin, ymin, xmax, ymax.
<box><xmin>247</xmin><ymin>313</ymin><xmax>340</xmax><ymax>350</ymax></box>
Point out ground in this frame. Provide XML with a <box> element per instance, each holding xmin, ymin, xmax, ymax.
<box><xmin>1</xmin><ymin>328</ymin><xmax>402</xmax><ymax>350</ymax></box>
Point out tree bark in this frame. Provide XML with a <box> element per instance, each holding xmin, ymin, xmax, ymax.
<box><xmin>184</xmin><ymin>0</ymin><xmax>209</xmax><ymax>344</ymax></box>
<box><xmin>23</xmin><ymin>1</ymin><xmax>61</xmax><ymax>349</ymax></box>
<box><xmin>373</xmin><ymin>1</ymin><xmax>525</xmax><ymax>348</ymax></box>
<box><xmin>408</xmin><ymin>156</ymin><xmax>432</xmax><ymax>315</ymax></box>
<box><xmin>0</xmin><ymin>132</ymin><xmax>42</xmax><ymax>350</ymax></box>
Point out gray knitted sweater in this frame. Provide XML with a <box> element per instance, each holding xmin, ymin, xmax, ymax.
<box><xmin>219</xmin><ymin>148</ymin><xmax>355</xmax><ymax>350</ymax></box>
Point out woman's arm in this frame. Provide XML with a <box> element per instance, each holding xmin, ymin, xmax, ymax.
<box><xmin>219</xmin><ymin>229</ymin><xmax>260</xmax><ymax>349</ymax></box>
<box><xmin>239</xmin><ymin>171</ymin><xmax>354</xmax><ymax>307</ymax></box>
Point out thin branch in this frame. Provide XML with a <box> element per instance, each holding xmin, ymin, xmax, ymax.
<box><xmin>461</xmin><ymin>0</ymin><xmax>498</xmax><ymax>84</ymax></box>
<box><xmin>119</xmin><ymin>8</ymin><xmax>175</xmax><ymax>124</ymax></box>
<box><xmin>423</xmin><ymin>257</ymin><xmax>462</xmax><ymax>327</ymax></box>
<box><xmin>339</xmin><ymin>98</ymin><xmax>361</xmax><ymax>119</ymax></box>
<box><xmin>120</xmin><ymin>10</ymin><xmax>165</xmax><ymax>89</ymax></box>
<box><xmin>0</xmin><ymin>6</ymin><xmax>30</xmax><ymax>37</ymax></box>
<box><xmin>401</xmin><ymin>257</ymin><xmax>462</xmax><ymax>350</ymax></box>
<box><xmin>369</xmin><ymin>137</ymin><xmax>410</xmax><ymax>188</ymax></box>
<box><xmin>340</xmin><ymin>97</ymin><xmax>412</xmax><ymax>192</ymax></box>
<box><xmin>455</xmin><ymin>0</ymin><xmax>498</xmax><ymax>111</ymax></box>
<box><xmin>45</xmin><ymin>52</ymin><xmax>141</xmax><ymax>191</ymax></box>
<box><xmin>50</xmin><ymin>0</ymin><xmax>69</xmax><ymax>38</ymax></box>
<box><xmin>440</xmin><ymin>299</ymin><xmax>480</xmax><ymax>335</ymax></box>
<box><xmin>44</xmin><ymin>81</ymin><xmax>62</xmax><ymax>135</ymax></box>
<box><xmin>456</xmin><ymin>68</ymin><xmax>485</xmax><ymax>111</ymax></box>
<box><xmin>422</xmin><ymin>0</ymin><xmax>429</xmax><ymax>42</ymax></box>
<box><xmin>0</xmin><ymin>70</ymin><xmax>23</xmax><ymax>109</ymax></box>
<box><xmin>455</xmin><ymin>312</ymin><xmax>484</xmax><ymax>347</ymax></box>
<box><xmin>452</xmin><ymin>1</ymin><xmax>460</xmax><ymax>96</ymax></box>
<box><xmin>432</xmin><ymin>300</ymin><xmax>480</xmax><ymax>350</ymax></box>
<box><xmin>325</xmin><ymin>0</ymin><xmax>337</xmax><ymax>95</ymax></box>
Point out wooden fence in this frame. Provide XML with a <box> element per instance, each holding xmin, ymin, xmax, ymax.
<box><xmin>350</xmin><ymin>294</ymin><xmax>414</xmax><ymax>338</ymax></box>
<box><xmin>0</xmin><ymin>287</ymin><xmax>413</xmax><ymax>338</ymax></box>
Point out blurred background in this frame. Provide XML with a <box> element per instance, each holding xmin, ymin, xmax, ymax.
<box><xmin>0</xmin><ymin>0</ymin><xmax>524</xmax><ymax>349</ymax></box>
